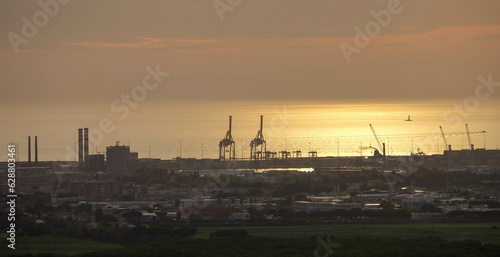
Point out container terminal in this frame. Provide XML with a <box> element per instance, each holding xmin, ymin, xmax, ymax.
<box><xmin>2</xmin><ymin>116</ymin><xmax>498</xmax><ymax>175</ymax></box>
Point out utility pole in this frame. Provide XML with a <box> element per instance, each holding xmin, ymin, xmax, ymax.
<box><xmin>337</xmin><ymin>138</ymin><xmax>340</xmax><ymax>157</ymax></box>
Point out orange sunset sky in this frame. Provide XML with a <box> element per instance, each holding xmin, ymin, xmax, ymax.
<box><xmin>1</xmin><ymin>0</ymin><xmax>499</xmax><ymax>104</ymax></box>
<box><xmin>1</xmin><ymin>0</ymin><xmax>500</xmax><ymax>160</ymax></box>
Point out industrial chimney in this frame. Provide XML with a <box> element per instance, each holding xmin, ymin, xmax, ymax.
<box><xmin>35</xmin><ymin>136</ymin><xmax>38</xmax><ymax>166</ymax></box>
<box><xmin>84</xmin><ymin>128</ymin><xmax>89</xmax><ymax>169</ymax></box>
<box><xmin>78</xmin><ymin>128</ymin><xmax>84</xmax><ymax>165</ymax></box>
<box><xmin>28</xmin><ymin>136</ymin><xmax>31</xmax><ymax>166</ymax></box>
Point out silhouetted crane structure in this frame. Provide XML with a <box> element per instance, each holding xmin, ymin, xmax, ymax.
<box><xmin>465</xmin><ymin>124</ymin><xmax>473</xmax><ymax>150</ymax></box>
<box><xmin>250</xmin><ymin>115</ymin><xmax>266</xmax><ymax>160</ymax></box>
<box><xmin>439</xmin><ymin>126</ymin><xmax>450</xmax><ymax>151</ymax></box>
<box><xmin>439</xmin><ymin>125</ymin><xmax>486</xmax><ymax>151</ymax></box>
<box><xmin>219</xmin><ymin>116</ymin><xmax>235</xmax><ymax>160</ymax></box>
<box><xmin>369</xmin><ymin>124</ymin><xmax>386</xmax><ymax>158</ymax></box>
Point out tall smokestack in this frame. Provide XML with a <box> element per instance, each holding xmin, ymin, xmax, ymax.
<box><xmin>382</xmin><ymin>143</ymin><xmax>386</xmax><ymax>157</ymax></box>
<box><xmin>84</xmin><ymin>128</ymin><xmax>89</xmax><ymax>169</ymax></box>
<box><xmin>78</xmin><ymin>128</ymin><xmax>84</xmax><ymax>165</ymax></box>
<box><xmin>28</xmin><ymin>136</ymin><xmax>31</xmax><ymax>166</ymax></box>
<box><xmin>260</xmin><ymin>115</ymin><xmax>263</xmax><ymax>133</ymax></box>
<box><xmin>35</xmin><ymin>136</ymin><xmax>38</xmax><ymax>166</ymax></box>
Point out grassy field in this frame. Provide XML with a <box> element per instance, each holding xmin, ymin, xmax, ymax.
<box><xmin>1</xmin><ymin>223</ymin><xmax>499</xmax><ymax>256</ymax></box>
<box><xmin>195</xmin><ymin>222</ymin><xmax>500</xmax><ymax>244</ymax></box>
<box><xmin>0</xmin><ymin>235</ymin><xmax>123</xmax><ymax>256</ymax></box>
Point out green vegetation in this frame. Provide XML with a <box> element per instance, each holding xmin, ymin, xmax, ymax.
<box><xmin>2</xmin><ymin>223</ymin><xmax>500</xmax><ymax>256</ymax></box>
<box><xmin>74</xmin><ymin>237</ymin><xmax>500</xmax><ymax>257</ymax></box>
<box><xmin>195</xmin><ymin>223</ymin><xmax>500</xmax><ymax>244</ymax></box>
<box><xmin>0</xmin><ymin>235</ymin><xmax>123</xmax><ymax>256</ymax></box>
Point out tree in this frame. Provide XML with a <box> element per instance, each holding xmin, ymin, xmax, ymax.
<box><xmin>59</xmin><ymin>181</ymin><xmax>68</xmax><ymax>189</ymax></box>
<box><xmin>247</xmin><ymin>206</ymin><xmax>264</xmax><ymax>221</ymax></box>
<box><xmin>380</xmin><ymin>200</ymin><xmax>394</xmax><ymax>211</ymax></box>
<box><xmin>52</xmin><ymin>181</ymin><xmax>59</xmax><ymax>191</ymax></box>
<box><xmin>190</xmin><ymin>211</ymin><xmax>202</xmax><ymax>222</ymax></box>
<box><xmin>76</xmin><ymin>203</ymin><xmax>93</xmax><ymax>214</ymax></box>
<box><xmin>214</xmin><ymin>210</ymin><xmax>231</xmax><ymax>222</ymax></box>
<box><xmin>59</xmin><ymin>201</ymin><xmax>72</xmax><ymax>212</ymax></box>
<box><xmin>140</xmin><ymin>184</ymin><xmax>148</xmax><ymax>194</ymax></box>
<box><xmin>95</xmin><ymin>208</ymin><xmax>104</xmax><ymax>223</ymax></box>
<box><xmin>419</xmin><ymin>204</ymin><xmax>442</xmax><ymax>213</ymax></box>
<box><xmin>122</xmin><ymin>210</ymin><xmax>143</xmax><ymax>225</ymax></box>
<box><xmin>247</xmin><ymin>188</ymin><xmax>263</xmax><ymax>197</ymax></box>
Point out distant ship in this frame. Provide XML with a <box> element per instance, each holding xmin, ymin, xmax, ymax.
<box><xmin>405</xmin><ymin>115</ymin><xmax>412</xmax><ymax>121</ymax></box>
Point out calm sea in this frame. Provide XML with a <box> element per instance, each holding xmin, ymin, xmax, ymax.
<box><xmin>2</xmin><ymin>99</ymin><xmax>499</xmax><ymax>162</ymax></box>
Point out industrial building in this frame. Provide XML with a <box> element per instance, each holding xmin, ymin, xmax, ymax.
<box><xmin>400</xmin><ymin>196</ymin><xmax>434</xmax><ymax>210</ymax></box>
<box><xmin>106</xmin><ymin>142</ymin><xmax>139</xmax><ymax>174</ymax></box>
<box><xmin>88</xmin><ymin>154</ymin><xmax>105</xmax><ymax>172</ymax></box>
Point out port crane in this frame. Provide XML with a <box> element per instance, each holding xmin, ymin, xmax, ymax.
<box><xmin>463</xmin><ymin>124</ymin><xmax>486</xmax><ymax>150</ymax></box>
<box><xmin>219</xmin><ymin>116</ymin><xmax>235</xmax><ymax>160</ymax></box>
<box><xmin>250</xmin><ymin>115</ymin><xmax>266</xmax><ymax>160</ymax></box>
<box><xmin>439</xmin><ymin>126</ymin><xmax>449</xmax><ymax>150</ymax></box>
<box><xmin>439</xmin><ymin>124</ymin><xmax>485</xmax><ymax>150</ymax></box>
<box><xmin>369</xmin><ymin>124</ymin><xmax>386</xmax><ymax>158</ymax></box>
<box><xmin>465</xmin><ymin>124</ymin><xmax>472</xmax><ymax>150</ymax></box>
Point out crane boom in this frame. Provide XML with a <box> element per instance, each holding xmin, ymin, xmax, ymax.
<box><xmin>439</xmin><ymin>126</ymin><xmax>447</xmax><ymax>148</ymax></box>
<box><xmin>369</xmin><ymin>124</ymin><xmax>383</xmax><ymax>152</ymax></box>
<box><xmin>465</xmin><ymin>124</ymin><xmax>472</xmax><ymax>150</ymax></box>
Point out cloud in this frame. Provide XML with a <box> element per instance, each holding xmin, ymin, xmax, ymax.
<box><xmin>54</xmin><ymin>37</ymin><xmax>223</xmax><ymax>52</ymax></box>
<box><xmin>57</xmin><ymin>36</ymin><xmax>163</xmax><ymax>49</ymax></box>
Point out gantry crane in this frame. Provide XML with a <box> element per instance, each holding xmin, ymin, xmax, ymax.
<box><xmin>219</xmin><ymin>116</ymin><xmax>235</xmax><ymax>160</ymax></box>
<box><xmin>250</xmin><ymin>115</ymin><xmax>266</xmax><ymax>160</ymax></box>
